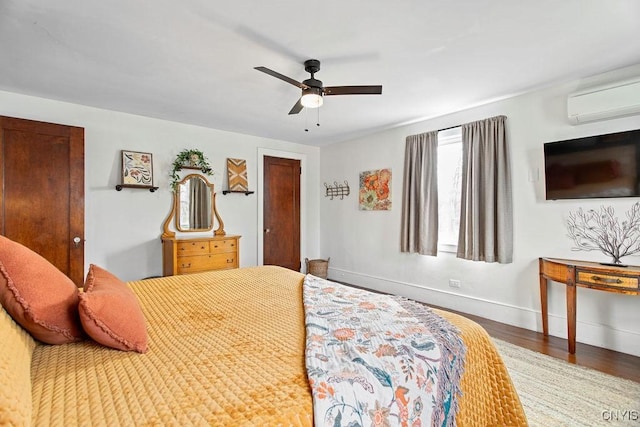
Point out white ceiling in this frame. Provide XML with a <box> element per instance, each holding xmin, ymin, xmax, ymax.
<box><xmin>1</xmin><ymin>1</ymin><xmax>640</xmax><ymax>146</ymax></box>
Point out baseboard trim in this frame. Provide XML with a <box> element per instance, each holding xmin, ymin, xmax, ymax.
<box><xmin>327</xmin><ymin>267</ymin><xmax>640</xmax><ymax>357</ymax></box>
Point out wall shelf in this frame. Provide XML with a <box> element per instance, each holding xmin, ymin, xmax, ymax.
<box><xmin>222</xmin><ymin>190</ymin><xmax>254</xmax><ymax>196</ymax></box>
<box><xmin>115</xmin><ymin>184</ymin><xmax>159</xmax><ymax>192</ymax></box>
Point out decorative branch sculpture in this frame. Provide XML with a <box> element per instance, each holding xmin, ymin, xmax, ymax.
<box><xmin>566</xmin><ymin>202</ymin><xmax>640</xmax><ymax>265</ymax></box>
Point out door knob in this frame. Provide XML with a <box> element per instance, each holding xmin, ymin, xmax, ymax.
<box><xmin>264</xmin><ymin>228</ymin><xmax>270</xmax><ymax>233</ymax></box>
<box><xmin>73</xmin><ymin>237</ymin><xmax>82</xmax><ymax>248</ymax></box>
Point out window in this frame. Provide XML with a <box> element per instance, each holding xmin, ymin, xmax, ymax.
<box><xmin>437</xmin><ymin>127</ymin><xmax>462</xmax><ymax>253</ymax></box>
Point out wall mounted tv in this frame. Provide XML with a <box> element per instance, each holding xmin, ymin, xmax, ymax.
<box><xmin>544</xmin><ymin>128</ymin><xmax>640</xmax><ymax>200</ymax></box>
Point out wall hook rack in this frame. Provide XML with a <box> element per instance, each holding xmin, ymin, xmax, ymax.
<box><xmin>324</xmin><ymin>180</ymin><xmax>350</xmax><ymax>200</ymax></box>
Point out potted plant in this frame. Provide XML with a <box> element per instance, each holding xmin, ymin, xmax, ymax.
<box><xmin>170</xmin><ymin>149</ymin><xmax>213</xmax><ymax>189</ymax></box>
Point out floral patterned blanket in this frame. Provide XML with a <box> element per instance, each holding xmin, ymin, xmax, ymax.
<box><xmin>303</xmin><ymin>275</ymin><xmax>466</xmax><ymax>427</ymax></box>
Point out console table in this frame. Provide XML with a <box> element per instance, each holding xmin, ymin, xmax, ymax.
<box><xmin>539</xmin><ymin>257</ymin><xmax>640</xmax><ymax>353</ymax></box>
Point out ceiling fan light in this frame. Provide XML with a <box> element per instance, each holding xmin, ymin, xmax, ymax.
<box><xmin>301</xmin><ymin>88</ymin><xmax>323</xmax><ymax>108</ymax></box>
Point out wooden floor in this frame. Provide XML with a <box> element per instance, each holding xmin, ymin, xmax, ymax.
<box><xmin>339</xmin><ymin>281</ymin><xmax>639</xmax><ymax>383</ymax></box>
<box><xmin>436</xmin><ymin>306</ymin><xmax>640</xmax><ymax>383</ymax></box>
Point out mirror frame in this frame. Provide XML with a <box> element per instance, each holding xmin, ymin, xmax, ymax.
<box><xmin>162</xmin><ymin>173</ymin><xmax>225</xmax><ymax>238</ymax></box>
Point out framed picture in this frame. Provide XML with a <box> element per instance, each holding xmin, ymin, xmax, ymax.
<box><xmin>227</xmin><ymin>158</ymin><xmax>249</xmax><ymax>191</ymax></box>
<box><xmin>359</xmin><ymin>168</ymin><xmax>392</xmax><ymax>210</ymax></box>
<box><xmin>121</xmin><ymin>150</ymin><xmax>154</xmax><ymax>187</ymax></box>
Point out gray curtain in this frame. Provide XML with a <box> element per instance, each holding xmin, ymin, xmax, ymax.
<box><xmin>457</xmin><ymin>115</ymin><xmax>513</xmax><ymax>263</ymax></box>
<box><xmin>400</xmin><ymin>131</ymin><xmax>439</xmax><ymax>255</ymax></box>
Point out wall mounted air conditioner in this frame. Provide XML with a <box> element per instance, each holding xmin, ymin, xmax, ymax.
<box><xmin>567</xmin><ymin>77</ymin><xmax>640</xmax><ymax>125</ymax></box>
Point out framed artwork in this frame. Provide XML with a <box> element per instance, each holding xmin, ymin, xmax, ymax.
<box><xmin>359</xmin><ymin>168</ymin><xmax>392</xmax><ymax>210</ymax></box>
<box><xmin>121</xmin><ymin>150</ymin><xmax>154</xmax><ymax>187</ymax></box>
<box><xmin>227</xmin><ymin>158</ymin><xmax>249</xmax><ymax>191</ymax></box>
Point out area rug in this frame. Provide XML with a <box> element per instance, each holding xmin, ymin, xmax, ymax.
<box><xmin>493</xmin><ymin>339</ymin><xmax>640</xmax><ymax>426</ymax></box>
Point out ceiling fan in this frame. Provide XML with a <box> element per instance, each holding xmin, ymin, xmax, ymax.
<box><xmin>254</xmin><ymin>59</ymin><xmax>382</xmax><ymax>115</ymax></box>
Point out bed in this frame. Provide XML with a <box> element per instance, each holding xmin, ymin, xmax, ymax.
<box><xmin>1</xmin><ymin>265</ymin><xmax>527</xmax><ymax>426</ymax></box>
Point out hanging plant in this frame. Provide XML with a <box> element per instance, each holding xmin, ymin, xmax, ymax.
<box><xmin>169</xmin><ymin>149</ymin><xmax>213</xmax><ymax>189</ymax></box>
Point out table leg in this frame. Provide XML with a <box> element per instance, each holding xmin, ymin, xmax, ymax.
<box><xmin>566</xmin><ymin>283</ymin><xmax>577</xmax><ymax>354</ymax></box>
<box><xmin>539</xmin><ymin>275</ymin><xmax>548</xmax><ymax>336</ymax></box>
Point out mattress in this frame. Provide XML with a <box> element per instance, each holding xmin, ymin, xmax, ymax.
<box><xmin>30</xmin><ymin>266</ymin><xmax>526</xmax><ymax>426</ymax></box>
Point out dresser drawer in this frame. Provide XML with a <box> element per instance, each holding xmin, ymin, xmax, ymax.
<box><xmin>208</xmin><ymin>253</ymin><xmax>238</xmax><ymax>270</ymax></box>
<box><xmin>576</xmin><ymin>270</ymin><xmax>639</xmax><ymax>290</ymax></box>
<box><xmin>176</xmin><ymin>255</ymin><xmax>211</xmax><ymax>274</ymax></box>
<box><xmin>176</xmin><ymin>241</ymin><xmax>209</xmax><ymax>255</ymax></box>
<box><xmin>210</xmin><ymin>239</ymin><xmax>237</xmax><ymax>253</ymax></box>
<box><xmin>177</xmin><ymin>253</ymin><xmax>238</xmax><ymax>274</ymax></box>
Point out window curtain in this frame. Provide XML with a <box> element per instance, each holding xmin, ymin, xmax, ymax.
<box><xmin>400</xmin><ymin>131</ymin><xmax>439</xmax><ymax>255</ymax></box>
<box><xmin>457</xmin><ymin>115</ymin><xmax>513</xmax><ymax>263</ymax></box>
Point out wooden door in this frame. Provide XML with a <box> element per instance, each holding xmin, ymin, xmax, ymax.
<box><xmin>0</xmin><ymin>116</ymin><xmax>85</xmax><ymax>285</ymax></box>
<box><xmin>263</xmin><ymin>156</ymin><xmax>301</xmax><ymax>271</ymax></box>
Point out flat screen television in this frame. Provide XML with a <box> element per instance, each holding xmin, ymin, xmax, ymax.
<box><xmin>544</xmin><ymin>129</ymin><xmax>640</xmax><ymax>200</ymax></box>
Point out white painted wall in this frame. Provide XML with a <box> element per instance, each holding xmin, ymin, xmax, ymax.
<box><xmin>0</xmin><ymin>90</ymin><xmax>320</xmax><ymax>282</ymax></box>
<box><xmin>320</xmin><ymin>65</ymin><xmax>640</xmax><ymax>356</ymax></box>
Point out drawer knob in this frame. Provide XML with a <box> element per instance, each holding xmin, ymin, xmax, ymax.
<box><xmin>181</xmin><ymin>263</ymin><xmax>191</xmax><ymax>268</ymax></box>
<box><xmin>591</xmin><ymin>275</ymin><xmax>622</xmax><ymax>284</ymax></box>
<box><xmin>227</xmin><ymin>259</ymin><xmax>233</xmax><ymax>263</ymax></box>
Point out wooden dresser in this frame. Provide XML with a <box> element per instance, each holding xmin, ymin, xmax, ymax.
<box><xmin>162</xmin><ymin>235</ymin><xmax>240</xmax><ymax>276</ymax></box>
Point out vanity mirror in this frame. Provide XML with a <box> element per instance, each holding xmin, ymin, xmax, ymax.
<box><xmin>177</xmin><ymin>174</ymin><xmax>213</xmax><ymax>231</ymax></box>
<box><xmin>162</xmin><ymin>174</ymin><xmax>225</xmax><ymax>238</ymax></box>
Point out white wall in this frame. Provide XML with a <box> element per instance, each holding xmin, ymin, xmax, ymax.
<box><xmin>320</xmin><ymin>65</ymin><xmax>640</xmax><ymax>356</ymax></box>
<box><xmin>0</xmin><ymin>90</ymin><xmax>320</xmax><ymax>282</ymax></box>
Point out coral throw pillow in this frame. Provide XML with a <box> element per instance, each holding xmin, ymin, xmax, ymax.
<box><xmin>0</xmin><ymin>235</ymin><xmax>83</xmax><ymax>344</ymax></box>
<box><xmin>79</xmin><ymin>264</ymin><xmax>148</xmax><ymax>353</ymax></box>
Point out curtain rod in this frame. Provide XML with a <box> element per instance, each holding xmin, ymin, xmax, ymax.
<box><xmin>437</xmin><ymin>115</ymin><xmax>506</xmax><ymax>133</ymax></box>
<box><xmin>410</xmin><ymin>115</ymin><xmax>505</xmax><ymax>138</ymax></box>
<box><xmin>438</xmin><ymin>124</ymin><xmax>461</xmax><ymax>132</ymax></box>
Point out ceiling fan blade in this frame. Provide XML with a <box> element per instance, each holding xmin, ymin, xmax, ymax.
<box><xmin>288</xmin><ymin>98</ymin><xmax>304</xmax><ymax>115</ymax></box>
<box><xmin>254</xmin><ymin>66</ymin><xmax>307</xmax><ymax>89</ymax></box>
<box><xmin>324</xmin><ymin>85</ymin><xmax>383</xmax><ymax>96</ymax></box>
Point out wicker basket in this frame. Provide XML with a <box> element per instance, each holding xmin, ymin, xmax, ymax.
<box><xmin>305</xmin><ymin>257</ymin><xmax>330</xmax><ymax>279</ymax></box>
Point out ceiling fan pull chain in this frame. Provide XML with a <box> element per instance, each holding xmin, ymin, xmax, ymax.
<box><xmin>317</xmin><ymin>106</ymin><xmax>320</xmax><ymax>127</ymax></box>
<box><xmin>304</xmin><ymin>107</ymin><xmax>309</xmax><ymax>132</ymax></box>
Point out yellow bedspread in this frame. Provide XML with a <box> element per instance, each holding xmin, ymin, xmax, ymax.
<box><xmin>30</xmin><ymin>266</ymin><xmax>526</xmax><ymax>426</ymax></box>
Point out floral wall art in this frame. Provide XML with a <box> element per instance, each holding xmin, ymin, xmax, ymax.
<box><xmin>121</xmin><ymin>150</ymin><xmax>153</xmax><ymax>187</ymax></box>
<box><xmin>359</xmin><ymin>168</ymin><xmax>392</xmax><ymax>210</ymax></box>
